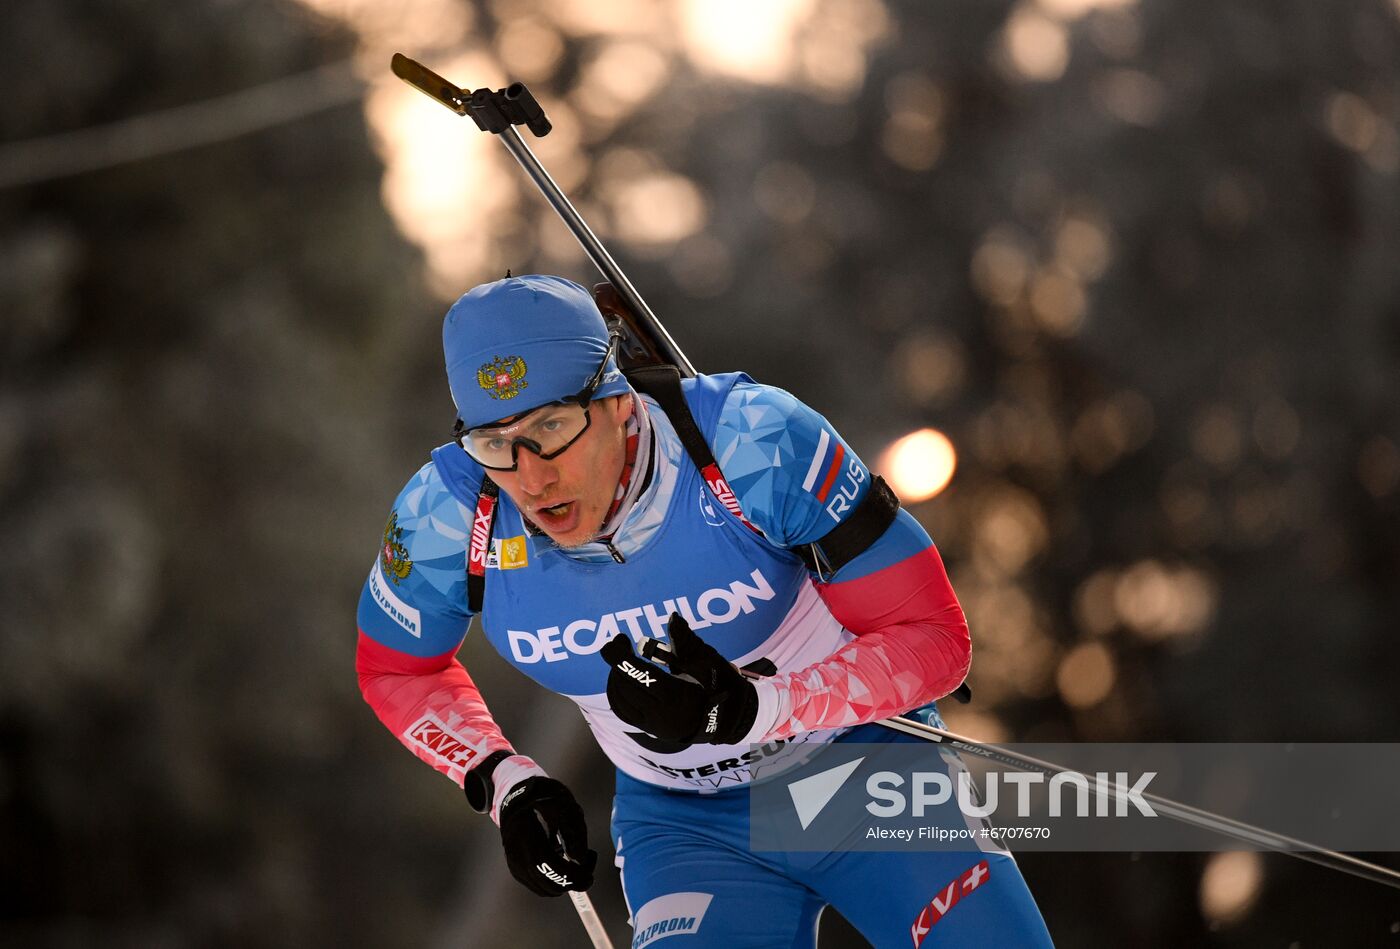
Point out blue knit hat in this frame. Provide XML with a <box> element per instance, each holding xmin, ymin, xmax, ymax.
<box><xmin>444</xmin><ymin>274</ymin><xmax>629</xmax><ymax>428</ymax></box>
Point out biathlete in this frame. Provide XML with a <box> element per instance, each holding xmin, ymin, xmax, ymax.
<box><xmin>356</xmin><ymin>274</ymin><xmax>1053</xmax><ymax>946</ymax></box>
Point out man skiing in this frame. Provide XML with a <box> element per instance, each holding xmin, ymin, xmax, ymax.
<box><xmin>356</xmin><ymin>273</ymin><xmax>1053</xmax><ymax>946</ymax></box>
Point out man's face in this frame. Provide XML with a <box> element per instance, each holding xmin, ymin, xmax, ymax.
<box><xmin>488</xmin><ymin>393</ymin><xmax>633</xmax><ymax>548</ymax></box>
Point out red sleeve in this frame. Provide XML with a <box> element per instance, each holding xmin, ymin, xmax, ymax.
<box><xmin>753</xmin><ymin>545</ymin><xmax>971</xmax><ymax>739</ymax></box>
<box><xmin>356</xmin><ymin>631</ymin><xmax>515</xmax><ymax>786</ymax></box>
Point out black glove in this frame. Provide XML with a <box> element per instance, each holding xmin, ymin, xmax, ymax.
<box><xmin>496</xmin><ymin>776</ymin><xmax>597</xmax><ymax>897</ymax></box>
<box><xmin>600</xmin><ymin>613</ymin><xmax>758</xmax><ymax>746</ymax></box>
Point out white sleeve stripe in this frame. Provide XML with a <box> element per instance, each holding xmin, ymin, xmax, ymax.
<box><xmin>801</xmin><ymin>428</ymin><xmax>830</xmax><ymax>492</ymax></box>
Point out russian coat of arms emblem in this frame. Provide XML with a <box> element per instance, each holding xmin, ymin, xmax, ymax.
<box><xmin>381</xmin><ymin>511</ymin><xmax>414</xmax><ymax>584</ymax></box>
<box><xmin>477</xmin><ymin>355</ymin><xmax>528</xmax><ymax>401</ymax></box>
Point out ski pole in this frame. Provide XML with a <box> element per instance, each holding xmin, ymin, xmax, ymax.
<box><xmin>881</xmin><ymin>714</ymin><xmax>1400</xmax><ymax>892</ymax></box>
<box><xmin>647</xmin><ymin>637</ymin><xmax>1400</xmax><ymax>893</ymax></box>
<box><xmin>568</xmin><ymin>891</ymin><xmax>615</xmax><ymax>949</ymax></box>
<box><xmin>553</xmin><ymin>829</ymin><xmax>615</xmax><ymax>948</ymax></box>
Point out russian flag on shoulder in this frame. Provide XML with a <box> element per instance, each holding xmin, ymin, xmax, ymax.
<box><xmin>801</xmin><ymin>429</ymin><xmax>847</xmax><ymax>502</ymax></box>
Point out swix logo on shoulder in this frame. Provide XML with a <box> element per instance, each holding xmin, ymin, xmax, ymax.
<box><xmin>405</xmin><ymin>713</ymin><xmax>483</xmax><ymax>772</ymax></box>
<box><xmin>506</xmin><ymin>569</ymin><xmax>776</xmax><ymax>664</ymax></box>
<box><xmin>701</xmin><ymin>464</ymin><xmax>762</xmax><ymax>535</ymax></box>
<box><xmin>910</xmin><ymin>860</ymin><xmax>990</xmax><ymax>947</ymax></box>
<box><xmin>632</xmin><ymin>892</ymin><xmax>713</xmax><ymax>948</ymax></box>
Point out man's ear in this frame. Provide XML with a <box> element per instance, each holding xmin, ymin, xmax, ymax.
<box><xmin>609</xmin><ymin>392</ymin><xmax>634</xmax><ymax>423</ymax></box>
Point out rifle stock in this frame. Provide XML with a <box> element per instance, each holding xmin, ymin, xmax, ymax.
<box><xmin>592</xmin><ymin>282</ymin><xmax>688</xmax><ymax>377</ymax></box>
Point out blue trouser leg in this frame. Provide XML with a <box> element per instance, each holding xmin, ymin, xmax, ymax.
<box><xmin>801</xmin><ymin>848</ymin><xmax>1051</xmax><ymax>947</ymax></box>
<box><xmin>796</xmin><ymin>724</ymin><xmax>1054</xmax><ymax>947</ymax></box>
<box><xmin>614</xmin><ymin>808</ymin><xmax>825</xmax><ymax>949</ymax></box>
<box><xmin>611</xmin><ymin>723</ymin><xmax>1053</xmax><ymax>948</ymax></box>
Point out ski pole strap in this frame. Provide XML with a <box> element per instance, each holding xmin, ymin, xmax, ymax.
<box><xmin>467</xmin><ymin>476</ymin><xmax>499</xmax><ymax>613</ymax></box>
<box><xmin>623</xmin><ymin>365</ymin><xmax>902</xmax><ymax>581</ymax></box>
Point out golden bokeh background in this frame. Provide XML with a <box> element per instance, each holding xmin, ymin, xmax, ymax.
<box><xmin>2</xmin><ymin>0</ymin><xmax>1398</xmax><ymax>945</ymax></box>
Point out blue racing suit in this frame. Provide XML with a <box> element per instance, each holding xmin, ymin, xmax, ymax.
<box><xmin>356</xmin><ymin>372</ymin><xmax>1052</xmax><ymax>947</ymax></box>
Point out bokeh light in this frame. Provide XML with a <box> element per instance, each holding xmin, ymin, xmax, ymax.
<box><xmin>495</xmin><ymin>17</ymin><xmax>566</xmax><ymax>82</ymax></box>
<box><xmin>1056</xmin><ymin>641</ymin><xmax>1116</xmax><ymax>708</ymax></box>
<box><xmin>364</xmin><ymin>50</ymin><xmax>517</xmax><ymax>296</ymax></box>
<box><xmin>895</xmin><ymin>334</ymin><xmax>966</xmax><ymax>406</ymax></box>
<box><xmin>1113</xmin><ymin>561</ymin><xmax>1217</xmax><ymax>642</ymax></box>
<box><xmin>972</xmin><ymin>485</ymin><xmax>1050</xmax><ymax>576</ymax></box>
<box><xmin>1191</xmin><ymin>405</ymin><xmax>1244</xmax><ymax>469</ymax></box>
<box><xmin>549</xmin><ymin>0</ymin><xmax>668</xmax><ymax>38</ymax></box>
<box><xmin>879</xmin><ymin>428</ymin><xmax>958</xmax><ymax>503</ymax></box>
<box><xmin>294</xmin><ymin>0</ymin><xmax>473</xmax><ymax>53</ymax></box>
<box><xmin>1199</xmin><ymin>851</ymin><xmax>1264</xmax><ymax>925</ymax></box>
<box><xmin>1054</xmin><ymin>210</ymin><xmax>1113</xmax><ymax>280</ymax></box>
<box><xmin>680</xmin><ymin>0</ymin><xmax>811</xmax><ymax>84</ymax></box>
<box><xmin>881</xmin><ymin>72</ymin><xmax>946</xmax><ymax>171</ymax></box>
<box><xmin>572</xmin><ymin>40</ymin><xmax>672</xmax><ymax>126</ymax></box>
<box><xmin>971</xmin><ymin>228</ymin><xmax>1033</xmax><ymax>306</ymax></box>
<box><xmin>1000</xmin><ymin>5</ymin><xmax>1070</xmax><ymax>83</ymax></box>
<box><xmin>603</xmin><ymin>171</ymin><xmax>707</xmax><ymax>253</ymax></box>
<box><xmin>1035</xmin><ymin>0</ymin><xmax>1138</xmax><ymax>20</ymax></box>
<box><xmin>1028</xmin><ymin>266</ymin><xmax>1087</xmax><ymax>336</ymax></box>
<box><xmin>960</xmin><ymin>582</ymin><xmax>1060</xmax><ymax>703</ymax></box>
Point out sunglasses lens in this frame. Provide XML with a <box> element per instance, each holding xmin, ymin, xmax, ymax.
<box><xmin>458</xmin><ymin>338</ymin><xmax>615</xmax><ymax>470</ymax></box>
<box><xmin>462</xmin><ymin>403</ymin><xmax>589</xmax><ymax>469</ymax></box>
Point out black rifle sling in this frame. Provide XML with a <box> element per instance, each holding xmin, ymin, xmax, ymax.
<box><xmin>624</xmin><ymin>366</ymin><xmax>719</xmax><ymax>473</ymax></box>
<box><xmin>625</xmin><ymin>365</ymin><xmax>901</xmax><ymax>581</ymax></box>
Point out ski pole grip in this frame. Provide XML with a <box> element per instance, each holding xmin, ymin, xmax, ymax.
<box><xmin>640</xmin><ymin>638</ymin><xmax>673</xmax><ymax>665</ymax></box>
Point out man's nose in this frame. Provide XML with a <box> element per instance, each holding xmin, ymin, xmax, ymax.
<box><xmin>513</xmin><ymin>444</ymin><xmax>558</xmax><ymax>494</ymax></box>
